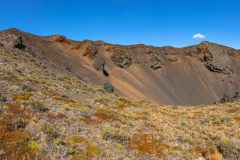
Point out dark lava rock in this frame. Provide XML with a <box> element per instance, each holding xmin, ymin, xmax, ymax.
<box><xmin>150</xmin><ymin>59</ymin><xmax>163</xmax><ymax>70</ymax></box>
<box><xmin>65</xmin><ymin>66</ymin><xmax>71</xmax><ymax>72</ymax></box>
<box><xmin>103</xmin><ymin>82</ymin><xmax>114</xmax><ymax>93</ymax></box>
<box><xmin>220</xmin><ymin>93</ymin><xmax>233</xmax><ymax>103</ymax></box>
<box><xmin>93</xmin><ymin>56</ymin><xmax>109</xmax><ymax>77</ymax></box>
<box><xmin>233</xmin><ymin>91</ymin><xmax>240</xmax><ymax>99</ymax></box>
<box><xmin>102</xmin><ymin>68</ymin><xmax>109</xmax><ymax>77</ymax></box>
<box><xmin>0</xmin><ymin>42</ymin><xmax>3</xmax><ymax>47</ymax></box>
<box><xmin>111</xmin><ymin>51</ymin><xmax>132</xmax><ymax>68</ymax></box>
<box><xmin>205</xmin><ymin>63</ymin><xmax>223</xmax><ymax>73</ymax></box>
<box><xmin>199</xmin><ymin>42</ymin><xmax>232</xmax><ymax>75</ymax></box>
<box><xmin>14</xmin><ymin>35</ymin><xmax>25</xmax><ymax>50</ymax></box>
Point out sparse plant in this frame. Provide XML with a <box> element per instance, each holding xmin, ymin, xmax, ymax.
<box><xmin>21</xmin><ymin>85</ymin><xmax>33</xmax><ymax>92</ymax></box>
<box><xmin>216</xmin><ymin>139</ymin><xmax>239</xmax><ymax>159</ymax></box>
<box><xmin>53</xmin><ymin>139</ymin><xmax>66</xmax><ymax>146</ymax></box>
<box><xmin>58</xmin><ymin>76</ymin><xmax>71</xmax><ymax>82</ymax></box>
<box><xmin>42</xmin><ymin>124</ymin><xmax>58</xmax><ymax>138</ymax></box>
<box><xmin>93</xmin><ymin>97</ymin><xmax>111</xmax><ymax>106</ymax></box>
<box><xmin>10</xmin><ymin>119</ymin><xmax>28</xmax><ymax>131</ymax></box>
<box><xmin>31</xmin><ymin>100</ymin><xmax>48</xmax><ymax>112</ymax></box>
<box><xmin>103</xmin><ymin>128</ymin><xmax>130</xmax><ymax>145</ymax></box>
<box><xmin>14</xmin><ymin>35</ymin><xmax>25</xmax><ymax>50</ymax></box>
<box><xmin>21</xmin><ymin>85</ymin><xmax>28</xmax><ymax>91</ymax></box>
<box><xmin>0</xmin><ymin>93</ymin><xmax>7</xmax><ymax>102</ymax></box>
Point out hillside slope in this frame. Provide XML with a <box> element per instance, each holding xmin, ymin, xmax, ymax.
<box><xmin>1</xmin><ymin>28</ymin><xmax>240</xmax><ymax>105</ymax></box>
<box><xmin>0</xmin><ymin>44</ymin><xmax>240</xmax><ymax>159</ymax></box>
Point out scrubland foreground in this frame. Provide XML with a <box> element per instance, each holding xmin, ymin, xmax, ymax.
<box><xmin>0</xmin><ymin>48</ymin><xmax>240</xmax><ymax>160</ymax></box>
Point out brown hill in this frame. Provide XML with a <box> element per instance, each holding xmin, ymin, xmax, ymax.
<box><xmin>1</xmin><ymin>28</ymin><xmax>240</xmax><ymax>105</ymax></box>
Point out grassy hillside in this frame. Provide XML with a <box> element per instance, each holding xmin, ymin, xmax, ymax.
<box><xmin>0</xmin><ymin>48</ymin><xmax>240</xmax><ymax>160</ymax></box>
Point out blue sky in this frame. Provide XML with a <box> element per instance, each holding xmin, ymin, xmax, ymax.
<box><xmin>1</xmin><ymin>0</ymin><xmax>240</xmax><ymax>48</ymax></box>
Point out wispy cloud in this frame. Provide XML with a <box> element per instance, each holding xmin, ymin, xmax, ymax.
<box><xmin>193</xmin><ymin>33</ymin><xmax>206</xmax><ymax>39</ymax></box>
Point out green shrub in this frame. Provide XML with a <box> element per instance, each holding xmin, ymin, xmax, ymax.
<box><xmin>14</xmin><ymin>36</ymin><xmax>26</xmax><ymax>50</ymax></box>
<box><xmin>28</xmin><ymin>140</ymin><xmax>38</xmax><ymax>150</ymax></box>
<box><xmin>217</xmin><ymin>139</ymin><xmax>235</xmax><ymax>158</ymax></box>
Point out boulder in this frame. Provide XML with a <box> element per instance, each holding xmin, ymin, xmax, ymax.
<box><xmin>103</xmin><ymin>82</ymin><xmax>114</xmax><ymax>93</ymax></box>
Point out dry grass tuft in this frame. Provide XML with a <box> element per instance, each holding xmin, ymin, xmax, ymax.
<box><xmin>65</xmin><ymin>136</ymin><xmax>100</xmax><ymax>160</ymax></box>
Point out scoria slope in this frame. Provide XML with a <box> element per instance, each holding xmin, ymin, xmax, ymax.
<box><xmin>0</xmin><ymin>40</ymin><xmax>240</xmax><ymax>159</ymax></box>
<box><xmin>1</xmin><ymin>28</ymin><xmax>240</xmax><ymax>105</ymax></box>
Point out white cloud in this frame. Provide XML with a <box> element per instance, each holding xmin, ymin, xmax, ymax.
<box><xmin>193</xmin><ymin>33</ymin><xmax>206</xmax><ymax>39</ymax></box>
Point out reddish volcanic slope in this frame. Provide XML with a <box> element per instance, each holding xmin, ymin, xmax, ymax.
<box><xmin>1</xmin><ymin>28</ymin><xmax>240</xmax><ymax>105</ymax></box>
